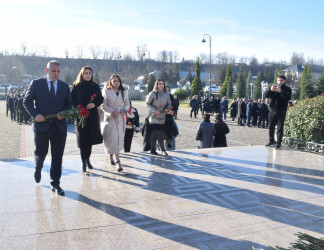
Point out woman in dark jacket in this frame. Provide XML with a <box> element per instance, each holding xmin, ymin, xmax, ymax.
<box><xmin>230</xmin><ymin>99</ymin><xmax>238</xmax><ymax>121</ymax></box>
<box><xmin>71</xmin><ymin>66</ymin><xmax>104</xmax><ymax>172</ymax></box>
<box><xmin>213</xmin><ymin>113</ymin><xmax>230</xmax><ymax>147</ymax></box>
<box><xmin>124</xmin><ymin>100</ymin><xmax>140</xmax><ymax>152</ymax></box>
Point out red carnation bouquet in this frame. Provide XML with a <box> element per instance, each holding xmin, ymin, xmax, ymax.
<box><xmin>90</xmin><ymin>93</ymin><xmax>97</xmax><ymax>102</ymax></box>
<box><xmin>30</xmin><ymin>105</ymin><xmax>90</xmax><ymax>128</ymax></box>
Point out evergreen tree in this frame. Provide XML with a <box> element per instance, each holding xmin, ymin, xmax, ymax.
<box><xmin>253</xmin><ymin>71</ymin><xmax>262</xmax><ymax>100</ymax></box>
<box><xmin>217</xmin><ymin>67</ymin><xmax>226</xmax><ymax>85</ymax></box>
<box><xmin>146</xmin><ymin>74</ymin><xmax>156</xmax><ymax>94</ymax></box>
<box><xmin>220</xmin><ymin>64</ymin><xmax>232</xmax><ymax>96</ymax></box>
<box><xmin>246</xmin><ymin>70</ymin><xmax>252</xmax><ymax>98</ymax></box>
<box><xmin>190</xmin><ymin>58</ymin><xmax>203</xmax><ymax>98</ymax></box>
<box><xmin>273</xmin><ymin>68</ymin><xmax>279</xmax><ymax>84</ymax></box>
<box><xmin>299</xmin><ymin>63</ymin><xmax>314</xmax><ymax>99</ymax></box>
<box><xmin>185</xmin><ymin>71</ymin><xmax>193</xmax><ymax>84</ymax></box>
<box><xmin>236</xmin><ymin>68</ymin><xmax>246</xmax><ymax>98</ymax></box>
<box><xmin>315</xmin><ymin>70</ymin><xmax>324</xmax><ymax>96</ymax></box>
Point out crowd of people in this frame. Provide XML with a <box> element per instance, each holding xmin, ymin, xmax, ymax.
<box><xmin>5</xmin><ymin>87</ymin><xmax>31</xmax><ymax>125</ymax></box>
<box><xmin>5</xmin><ymin>59</ymin><xmax>291</xmax><ymax>196</ymax></box>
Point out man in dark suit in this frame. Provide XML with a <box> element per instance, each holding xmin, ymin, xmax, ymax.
<box><xmin>264</xmin><ymin>75</ymin><xmax>292</xmax><ymax>149</ymax></box>
<box><xmin>24</xmin><ymin>60</ymin><xmax>72</xmax><ymax>196</ymax></box>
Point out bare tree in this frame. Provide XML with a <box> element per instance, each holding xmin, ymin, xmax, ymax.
<box><xmin>65</xmin><ymin>48</ymin><xmax>69</xmax><ymax>58</ymax></box>
<box><xmin>75</xmin><ymin>45</ymin><xmax>86</xmax><ymax>59</ymax></box>
<box><xmin>290</xmin><ymin>52</ymin><xmax>305</xmax><ymax>65</ymax></box>
<box><xmin>136</xmin><ymin>44</ymin><xmax>147</xmax><ymax>61</ymax></box>
<box><xmin>40</xmin><ymin>46</ymin><xmax>50</xmax><ymax>57</ymax></box>
<box><xmin>89</xmin><ymin>45</ymin><xmax>102</xmax><ymax>59</ymax></box>
<box><xmin>0</xmin><ymin>56</ymin><xmax>26</xmax><ymax>84</ymax></box>
<box><xmin>157</xmin><ymin>50</ymin><xmax>168</xmax><ymax>62</ymax></box>
<box><xmin>21</xmin><ymin>41</ymin><xmax>28</xmax><ymax>56</ymax></box>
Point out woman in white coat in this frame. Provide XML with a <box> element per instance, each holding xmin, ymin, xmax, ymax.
<box><xmin>101</xmin><ymin>74</ymin><xmax>130</xmax><ymax>172</ymax></box>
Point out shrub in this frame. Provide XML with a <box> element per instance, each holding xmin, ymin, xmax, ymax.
<box><xmin>174</xmin><ymin>88</ymin><xmax>189</xmax><ymax>100</ymax></box>
<box><xmin>285</xmin><ymin>95</ymin><xmax>324</xmax><ymax>143</ymax></box>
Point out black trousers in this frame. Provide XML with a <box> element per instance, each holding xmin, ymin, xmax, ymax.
<box><xmin>258</xmin><ymin>116</ymin><xmax>266</xmax><ymax>128</ymax></box>
<box><xmin>190</xmin><ymin>109</ymin><xmax>197</xmax><ymax>118</ymax></box>
<box><xmin>150</xmin><ymin>124</ymin><xmax>166</xmax><ymax>151</ymax></box>
<box><xmin>124</xmin><ymin>128</ymin><xmax>134</xmax><ymax>152</ymax></box>
<box><xmin>10</xmin><ymin>109</ymin><xmax>15</xmax><ymax>121</ymax></box>
<box><xmin>252</xmin><ymin>115</ymin><xmax>258</xmax><ymax>126</ymax></box>
<box><xmin>80</xmin><ymin>145</ymin><xmax>92</xmax><ymax>160</ymax></box>
<box><xmin>268</xmin><ymin>111</ymin><xmax>286</xmax><ymax>144</ymax></box>
<box><xmin>34</xmin><ymin>122</ymin><xmax>67</xmax><ymax>186</ymax></box>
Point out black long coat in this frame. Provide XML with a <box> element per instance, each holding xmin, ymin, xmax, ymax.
<box><xmin>71</xmin><ymin>81</ymin><xmax>103</xmax><ymax>148</ymax></box>
<box><xmin>213</xmin><ymin>121</ymin><xmax>230</xmax><ymax>147</ymax></box>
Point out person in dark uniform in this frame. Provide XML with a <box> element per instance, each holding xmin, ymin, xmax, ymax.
<box><xmin>71</xmin><ymin>66</ymin><xmax>104</xmax><ymax>172</ymax></box>
<box><xmin>24</xmin><ymin>60</ymin><xmax>72</xmax><ymax>196</ymax></box>
<box><xmin>230</xmin><ymin>99</ymin><xmax>238</xmax><ymax>121</ymax></box>
<box><xmin>258</xmin><ymin>99</ymin><xmax>268</xmax><ymax>128</ymax></box>
<box><xmin>124</xmin><ymin>101</ymin><xmax>140</xmax><ymax>152</ymax></box>
<box><xmin>252</xmin><ymin>99</ymin><xmax>259</xmax><ymax>126</ymax></box>
<box><xmin>264</xmin><ymin>75</ymin><xmax>292</xmax><ymax>149</ymax></box>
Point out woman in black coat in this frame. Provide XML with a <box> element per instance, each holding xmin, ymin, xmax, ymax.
<box><xmin>213</xmin><ymin>113</ymin><xmax>230</xmax><ymax>147</ymax></box>
<box><xmin>71</xmin><ymin>66</ymin><xmax>104</xmax><ymax>172</ymax></box>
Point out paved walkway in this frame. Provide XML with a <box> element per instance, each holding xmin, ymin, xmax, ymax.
<box><xmin>0</xmin><ymin>146</ymin><xmax>323</xmax><ymax>249</ymax></box>
<box><xmin>1</xmin><ymin>100</ymin><xmax>323</xmax><ymax>249</ymax></box>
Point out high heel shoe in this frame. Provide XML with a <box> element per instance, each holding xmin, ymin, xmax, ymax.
<box><xmin>116</xmin><ymin>161</ymin><xmax>123</xmax><ymax>172</ymax></box>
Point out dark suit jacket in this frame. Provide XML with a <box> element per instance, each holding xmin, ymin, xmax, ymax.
<box><xmin>23</xmin><ymin>78</ymin><xmax>72</xmax><ymax>133</ymax></box>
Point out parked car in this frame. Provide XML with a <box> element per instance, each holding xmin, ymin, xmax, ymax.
<box><xmin>134</xmin><ymin>85</ymin><xmax>146</xmax><ymax>93</ymax></box>
<box><xmin>204</xmin><ymin>86</ymin><xmax>220</xmax><ymax>93</ymax></box>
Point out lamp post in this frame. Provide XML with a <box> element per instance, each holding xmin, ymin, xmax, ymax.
<box><xmin>143</xmin><ymin>52</ymin><xmax>150</xmax><ymax>74</ymax></box>
<box><xmin>250</xmin><ymin>82</ymin><xmax>253</xmax><ymax>99</ymax></box>
<box><xmin>261</xmin><ymin>81</ymin><xmax>268</xmax><ymax>100</ymax></box>
<box><xmin>115</xmin><ymin>56</ymin><xmax>121</xmax><ymax>74</ymax></box>
<box><xmin>201</xmin><ymin>34</ymin><xmax>212</xmax><ymax>99</ymax></box>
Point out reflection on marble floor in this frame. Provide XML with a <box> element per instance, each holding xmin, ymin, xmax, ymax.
<box><xmin>0</xmin><ymin>146</ymin><xmax>323</xmax><ymax>249</ymax></box>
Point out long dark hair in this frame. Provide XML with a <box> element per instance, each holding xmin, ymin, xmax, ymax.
<box><xmin>73</xmin><ymin>66</ymin><xmax>94</xmax><ymax>86</ymax></box>
<box><xmin>105</xmin><ymin>74</ymin><xmax>125</xmax><ymax>101</ymax></box>
<box><xmin>152</xmin><ymin>79</ymin><xmax>165</xmax><ymax>99</ymax></box>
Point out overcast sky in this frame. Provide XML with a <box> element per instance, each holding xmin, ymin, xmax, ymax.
<box><xmin>1</xmin><ymin>0</ymin><xmax>324</xmax><ymax>63</ymax></box>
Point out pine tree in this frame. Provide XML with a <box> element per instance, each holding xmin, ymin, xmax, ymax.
<box><xmin>246</xmin><ymin>70</ymin><xmax>252</xmax><ymax>98</ymax></box>
<box><xmin>315</xmin><ymin>70</ymin><xmax>324</xmax><ymax>96</ymax></box>
<box><xmin>226</xmin><ymin>75</ymin><xmax>233</xmax><ymax>98</ymax></box>
<box><xmin>220</xmin><ymin>64</ymin><xmax>232</xmax><ymax>96</ymax></box>
<box><xmin>190</xmin><ymin>58</ymin><xmax>203</xmax><ymax>98</ymax></box>
<box><xmin>185</xmin><ymin>71</ymin><xmax>193</xmax><ymax>84</ymax></box>
<box><xmin>299</xmin><ymin>63</ymin><xmax>314</xmax><ymax>99</ymax></box>
<box><xmin>273</xmin><ymin>68</ymin><xmax>279</xmax><ymax>84</ymax></box>
<box><xmin>253</xmin><ymin>71</ymin><xmax>262</xmax><ymax>100</ymax></box>
<box><xmin>236</xmin><ymin>68</ymin><xmax>246</xmax><ymax>98</ymax></box>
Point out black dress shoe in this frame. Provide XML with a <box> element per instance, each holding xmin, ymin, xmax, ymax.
<box><xmin>275</xmin><ymin>143</ymin><xmax>281</xmax><ymax>149</ymax></box>
<box><xmin>110</xmin><ymin>160</ymin><xmax>116</xmax><ymax>165</ymax></box>
<box><xmin>86</xmin><ymin>159</ymin><xmax>93</xmax><ymax>169</ymax></box>
<box><xmin>150</xmin><ymin>149</ymin><xmax>158</xmax><ymax>155</ymax></box>
<box><xmin>162</xmin><ymin>150</ymin><xmax>168</xmax><ymax>157</ymax></box>
<box><xmin>34</xmin><ymin>169</ymin><xmax>42</xmax><ymax>183</ymax></box>
<box><xmin>265</xmin><ymin>141</ymin><xmax>275</xmax><ymax>147</ymax></box>
<box><xmin>116</xmin><ymin>161</ymin><xmax>123</xmax><ymax>172</ymax></box>
<box><xmin>51</xmin><ymin>185</ymin><xmax>65</xmax><ymax>196</ymax></box>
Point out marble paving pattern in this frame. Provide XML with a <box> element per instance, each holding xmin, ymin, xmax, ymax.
<box><xmin>0</xmin><ymin>146</ymin><xmax>323</xmax><ymax>249</ymax></box>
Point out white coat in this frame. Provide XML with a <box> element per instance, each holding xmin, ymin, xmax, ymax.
<box><xmin>100</xmin><ymin>89</ymin><xmax>130</xmax><ymax>154</ymax></box>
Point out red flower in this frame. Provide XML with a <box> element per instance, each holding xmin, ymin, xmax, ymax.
<box><xmin>90</xmin><ymin>93</ymin><xmax>97</xmax><ymax>101</ymax></box>
<box><xmin>77</xmin><ymin>104</ymin><xmax>82</xmax><ymax>109</ymax></box>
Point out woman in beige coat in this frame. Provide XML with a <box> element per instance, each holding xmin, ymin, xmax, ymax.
<box><xmin>101</xmin><ymin>74</ymin><xmax>130</xmax><ymax>172</ymax></box>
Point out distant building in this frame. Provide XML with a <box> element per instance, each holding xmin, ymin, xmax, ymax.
<box><xmin>282</xmin><ymin>64</ymin><xmax>324</xmax><ymax>81</ymax></box>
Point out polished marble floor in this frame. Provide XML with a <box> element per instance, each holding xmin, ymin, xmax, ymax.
<box><xmin>0</xmin><ymin>146</ymin><xmax>323</xmax><ymax>249</ymax></box>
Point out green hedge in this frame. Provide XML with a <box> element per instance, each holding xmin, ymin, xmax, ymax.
<box><xmin>285</xmin><ymin>95</ymin><xmax>324</xmax><ymax>143</ymax></box>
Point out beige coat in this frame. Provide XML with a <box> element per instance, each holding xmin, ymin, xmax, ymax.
<box><xmin>100</xmin><ymin>89</ymin><xmax>130</xmax><ymax>154</ymax></box>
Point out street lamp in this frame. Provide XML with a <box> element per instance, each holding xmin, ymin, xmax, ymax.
<box><xmin>201</xmin><ymin>34</ymin><xmax>212</xmax><ymax>98</ymax></box>
<box><xmin>115</xmin><ymin>56</ymin><xmax>121</xmax><ymax>74</ymax></box>
<box><xmin>250</xmin><ymin>82</ymin><xmax>253</xmax><ymax>99</ymax></box>
<box><xmin>261</xmin><ymin>81</ymin><xmax>268</xmax><ymax>100</ymax></box>
<box><xmin>12</xmin><ymin>66</ymin><xmax>17</xmax><ymax>86</ymax></box>
<box><xmin>143</xmin><ymin>52</ymin><xmax>150</xmax><ymax>74</ymax></box>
